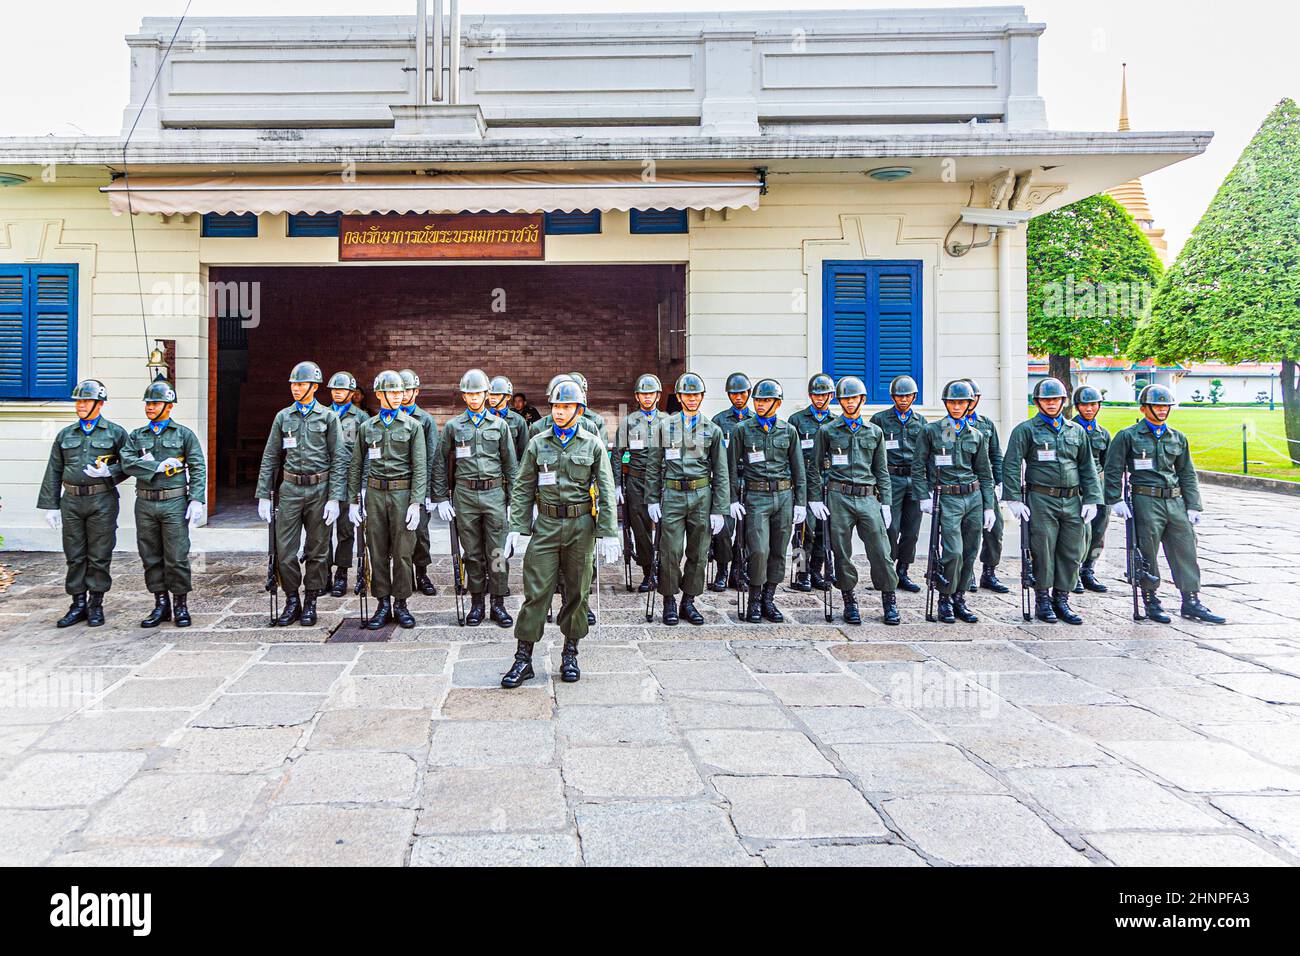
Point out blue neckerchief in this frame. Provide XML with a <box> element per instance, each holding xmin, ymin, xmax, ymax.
<box><xmin>148</xmin><ymin>418</ymin><xmax>171</xmax><ymax>435</ymax></box>
<box><xmin>947</xmin><ymin>416</ymin><xmax>966</xmax><ymax>433</ymax></box>
<box><xmin>553</xmin><ymin>424</ymin><xmax>576</xmax><ymax>445</ymax></box>
<box><xmin>1145</xmin><ymin>419</ymin><xmax>1167</xmax><ymax>438</ymax></box>
<box><xmin>812</xmin><ymin>408</ymin><xmax>830</xmax><ymax>423</ymax></box>
<box><xmin>756</xmin><ymin>415</ymin><xmax>776</xmax><ymax>431</ymax></box>
<box><xmin>490</xmin><ymin>406</ymin><xmax>508</xmax><ymax>418</ymax></box>
<box><xmin>680</xmin><ymin>411</ymin><xmax>699</xmax><ymax>430</ymax></box>
<box><xmin>965</xmin><ymin>413</ymin><xmax>979</xmax><ymax>426</ymax></box>
<box><xmin>1079</xmin><ymin>418</ymin><xmax>1095</xmax><ymax>432</ymax></box>
<box><xmin>1038</xmin><ymin>412</ymin><xmax>1064</xmax><ymax>431</ymax></box>
<box><xmin>400</xmin><ymin>404</ymin><xmax>416</xmax><ymax>416</ymax></box>
<box><xmin>843</xmin><ymin>416</ymin><xmax>862</xmax><ymax>432</ymax></box>
<box><xmin>79</xmin><ymin>416</ymin><xmax>100</xmax><ymax>433</ymax></box>
<box><xmin>295</xmin><ymin>400</ymin><xmax>315</xmax><ymax>417</ymax></box>
<box><xmin>895</xmin><ymin>408</ymin><xmax>912</xmax><ymax>424</ymax></box>
<box><xmin>331</xmin><ymin>402</ymin><xmax>352</xmax><ymax>417</ymax></box>
<box><xmin>378</xmin><ymin>408</ymin><xmax>398</xmax><ymax>426</ymax></box>
<box><xmin>733</xmin><ymin>408</ymin><xmax>749</xmax><ymax>420</ymax></box>
<box><xmin>467</xmin><ymin>410</ymin><xmax>487</xmax><ymax>428</ymax></box>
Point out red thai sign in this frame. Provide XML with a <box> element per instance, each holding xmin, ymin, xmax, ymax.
<box><xmin>339</xmin><ymin>213</ymin><xmax>545</xmax><ymax>261</ymax></box>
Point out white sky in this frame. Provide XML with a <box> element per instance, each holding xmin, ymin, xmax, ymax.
<box><xmin>1</xmin><ymin>0</ymin><xmax>1294</xmax><ymax>258</ymax></box>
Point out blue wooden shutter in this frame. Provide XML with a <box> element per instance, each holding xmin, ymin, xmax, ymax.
<box><xmin>0</xmin><ymin>265</ymin><xmax>76</xmax><ymax>400</ymax></box>
<box><xmin>630</xmin><ymin>208</ymin><xmax>688</xmax><ymax>234</ymax></box>
<box><xmin>287</xmin><ymin>212</ymin><xmax>341</xmax><ymax>237</ymax></box>
<box><xmin>544</xmin><ymin>210</ymin><xmax>601</xmax><ymax>235</ymax></box>
<box><xmin>0</xmin><ymin>267</ymin><xmax>23</xmax><ymax>398</ymax></box>
<box><xmin>202</xmin><ymin>212</ymin><xmax>258</xmax><ymax>237</ymax></box>
<box><xmin>822</xmin><ymin>260</ymin><xmax>922</xmax><ymax>404</ymax></box>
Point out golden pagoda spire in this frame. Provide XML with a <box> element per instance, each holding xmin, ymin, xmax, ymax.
<box><xmin>1118</xmin><ymin>62</ymin><xmax>1131</xmax><ymax>132</ymax></box>
<box><xmin>1107</xmin><ymin>63</ymin><xmax>1168</xmax><ymax>262</ymax></box>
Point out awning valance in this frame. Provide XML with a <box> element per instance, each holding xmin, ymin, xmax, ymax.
<box><xmin>103</xmin><ymin>170</ymin><xmax>762</xmax><ymax>217</ymax></box>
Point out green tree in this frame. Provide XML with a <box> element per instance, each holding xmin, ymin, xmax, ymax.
<box><xmin>1130</xmin><ymin>98</ymin><xmax>1300</xmax><ymax>464</ymax></box>
<box><xmin>1028</xmin><ymin>194</ymin><xmax>1164</xmax><ymax>398</ymax></box>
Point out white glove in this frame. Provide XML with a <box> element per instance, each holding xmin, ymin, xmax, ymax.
<box><xmin>995</xmin><ymin>483</ymin><xmax>1003</xmax><ymax>501</ymax></box>
<box><xmin>185</xmin><ymin>501</ymin><xmax>206</xmax><ymax>527</ymax></box>
<box><xmin>505</xmin><ymin>531</ymin><xmax>527</xmax><ymax>555</ymax></box>
<box><xmin>710</xmin><ymin>513</ymin><xmax>724</xmax><ymax>535</ymax></box>
<box><xmin>83</xmin><ymin>461</ymin><xmax>111</xmax><ymax>478</ymax></box>
<box><xmin>258</xmin><ymin>499</ymin><xmax>273</xmax><ymax>523</ymax></box>
<box><xmin>1112</xmin><ymin>501</ymin><xmax>1133</xmax><ymax>520</ymax></box>
<box><xmin>599</xmin><ymin>536</ymin><xmax>621</xmax><ymax>565</ymax></box>
<box><xmin>424</xmin><ymin>497</ymin><xmax>435</xmax><ymax>514</ymax></box>
<box><xmin>616</xmin><ymin>485</ymin><xmax>625</xmax><ymax>505</ymax></box>
<box><xmin>881</xmin><ymin>504</ymin><xmax>892</xmax><ymax>529</ymax></box>
<box><xmin>1186</xmin><ymin>509</ymin><xmax>1202</xmax><ymax>526</ymax></box>
<box><xmin>1005</xmin><ymin>501</ymin><xmax>1031</xmax><ymax>522</ymax></box>
<box><xmin>1081</xmin><ymin>503</ymin><xmax>1098</xmax><ymax>523</ymax></box>
<box><xmin>437</xmin><ymin>500</ymin><xmax>455</xmax><ymax>522</ymax></box>
<box><xmin>809</xmin><ymin>501</ymin><xmax>830</xmax><ymax>522</ymax></box>
<box><xmin>983</xmin><ymin>509</ymin><xmax>996</xmax><ymax>532</ymax></box>
<box><xmin>730</xmin><ymin>502</ymin><xmax>746</xmax><ymax>521</ymax></box>
<box><xmin>348</xmin><ymin>502</ymin><xmax>363</xmax><ymax>526</ymax></box>
<box><xmin>793</xmin><ymin>505</ymin><xmax>807</xmax><ymax>526</ymax></box>
<box><xmin>156</xmin><ymin>457</ymin><xmax>183</xmax><ymax>474</ymax></box>
<box><xmin>919</xmin><ymin>497</ymin><xmax>934</xmax><ymax>515</ymax></box>
<box><xmin>45</xmin><ymin>509</ymin><xmax>62</xmax><ymax>530</ymax></box>
<box><xmin>532</xmin><ymin>504</ymin><xmax>539</xmax><ymax>523</ymax></box>
<box><xmin>404</xmin><ymin>502</ymin><xmax>421</xmax><ymax>530</ymax></box>
<box><xmin>322</xmin><ymin>500</ymin><xmax>339</xmax><ymax>526</ymax></box>
<box><xmin>648</xmin><ymin>503</ymin><xmax>662</xmax><ymax>523</ymax></box>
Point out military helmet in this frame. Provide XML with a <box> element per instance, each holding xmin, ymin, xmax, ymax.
<box><xmin>674</xmin><ymin>372</ymin><xmax>705</xmax><ymax>395</ymax></box>
<box><xmin>546</xmin><ymin>373</ymin><xmax>575</xmax><ymax>395</ymax></box>
<box><xmin>71</xmin><ymin>379</ymin><xmax>108</xmax><ymax>401</ymax></box>
<box><xmin>725</xmin><ymin>372</ymin><xmax>752</xmax><ymax>394</ymax></box>
<box><xmin>549</xmin><ymin>378</ymin><xmax>587</xmax><ymax>406</ymax></box>
<box><xmin>568</xmin><ymin>372</ymin><xmax>588</xmax><ymax>393</ymax></box>
<box><xmin>808</xmin><ymin>373</ymin><xmax>835</xmax><ymax>396</ymax></box>
<box><xmin>1072</xmin><ymin>385</ymin><xmax>1103</xmax><ymax>406</ymax></box>
<box><xmin>398</xmin><ymin>368</ymin><xmax>421</xmax><ymax>390</ymax></box>
<box><xmin>488</xmin><ymin>375</ymin><xmax>513</xmax><ymax>396</ymax></box>
<box><xmin>1138</xmin><ymin>384</ymin><xmax>1177</xmax><ymax>407</ymax></box>
<box><xmin>963</xmin><ymin>378</ymin><xmax>982</xmax><ymax>397</ymax></box>
<box><xmin>889</xmin><ymin>374</ymin><xmax>919</xmax><ymax>397</ymax></box>
<box><xmin>459</xmin><ymin>368</ymin><xmax>491</xmax><ymax>393</ymax></box>
<box><xmin>836</xmin><ymin>376</ymin><xmax>867</xmax><ymax>401</ymax></box>
<box><xmin>752</xmin><ymin>378</ymin><xmax>783</xmax><ymax>401</ymax></box>
<box><xmin>143</xmin><ymin>380</ymin><xmax>177</xmax><ymax>404</ymax></box>
<box><xmin>373</xmin><ymin>370</ymin><xmax>405</xmax><ymax>393</ymax></box>
<box><xmin>634</xmin><ymin>373</ymin><xmax>663</xmax><ymax>394</ymax></box>
<box><xmin>289</xmin><ymin>361</ymin><xmax>323</xmax><ymax>385</ymax></box>
<box><xmin>327</xmin><ymin>371</ymin><xmax>357</xmax><ymax>391</ymax></box>
<box><xmin>1032</xmin><ymin>377</ymin><xmax>1069</xmax><ymax>402</ymax></box>
<box><xmin>941</xmin><ymin>380</ymin><xmax>976</xmax><ymax>402</ymax></box>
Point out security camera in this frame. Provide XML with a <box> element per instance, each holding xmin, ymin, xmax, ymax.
<box><xmin>959</xmin><ymin>207</ymin><xmax>1032</xmax><ymax>229</ymax></box>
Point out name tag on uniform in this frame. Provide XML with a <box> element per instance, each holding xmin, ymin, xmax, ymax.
<box><xmin>141</xmin><ymin>451</ymin><xmax>155</xmax><ymax>462</ymax></box>
<box><xmin>831</xmin><ymin>453</ymin><xmax>849</xmax><ymax>466</ymax></box>
<box><xmin>455</xmin><ymin>444</ymin><xmax>472</xmax><ymax>459</ymax></box>
<box><xmin>748</xmin><ymin>449</ymin><xmax>765</xmax><ymax>464</ymax></box>
<box><xmin>1037</xmin><ymin>448</ymin><xmax>1057</xmax><ymax>462</ymax></box>
<box><xmin>538</xmin><ymin>470</ymin><xmax>557</xmax><ymax>486</ymax></box>
<box><xmin>801</xmin><ymin>438</ymin><xmax>814</xmax><ymax>450</ymax></box>
<box><xmin>630</xmin><ymin>439</ymin><xmax>645</xmax><ymax>450</ymax></box>
<box><xmin>282</xmin><ymin>436</ymin><xmax>297</xmax><ymax>450</ymax></box>
<box><xmin>665</xmin><ymin>447</ymin><xmax>681</xmax><ymax>461</ymax></box>
<box><xmin>885</xmin><ymin>439</ymin><xmax>900</xmax><ymax>451</ymax></box>
<box><xmin>1134</xmin><ymin>458</ymin><xmax>1155</xmax><ymax>471</ymax></box>
<box><xmin>935</xmin><ymin>453</ymin><xmax>954</xmax><ymax>467</ymax></box>
<box><xmin>368</xmin><ymin>445</ymin><xmax>381</xmax><ymax>460</ymax></box>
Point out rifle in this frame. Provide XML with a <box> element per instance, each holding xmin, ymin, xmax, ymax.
<box><xmin>448</xmin><ymin>440</ymin><xmax>466</xmax><ymax>626</ymax></box>
<box><xmin>355</xmin><ymin>490</ymin><xmax>370</xmax><ymax>623</ymax></box>
<box><xmin>645</xmin><ymin>523</ymin><xmax>661</xmax><ymax>622</ymax></box>
<box><xmin>1123</xmin><ymin>474</ymin><xmax>1158</xmax><ymax>621</ymax></box>
<box><xmin>265</xmin><ymin>461</ymin><xmax>281</xmax><ymax>626</ymax></box>
<box><xmin>821</xmin><ymin>478</ymin><xmax>835</xmax><ymax>622</ymax></box>
<box><xmin>620</xmin><ymin>462</ymin><xmax>634</xmax><ymax>591</ymax></box>
<box><xmin>734</xmin><ymin>476</ymin><xmax>749</xmax><ymax>620</ymax></box>
<box><xmin>1019</xmin><ymin>464</ymin><xmax>1035</xmax><ymax>622</ymax></box>
<box><xmin>924</xmin><ymin>484</ymin><xmax>948</xmax><ymax>623</ymax></box>
<box><xmin>590</xmin><ymin>481</ymin><xmax>601</xmax><ymax>625</ymax></box>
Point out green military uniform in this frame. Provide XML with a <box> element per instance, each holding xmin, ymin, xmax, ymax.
<box><xmin>1003</xmin><ymin>414</ymin><xmax>1102</xmax><ymax>594</ymax></box>
<box><xmin>788</xmin><ymin>403</ymin><xmax>835</xmax><ymax>585</ymax></box>
<box><xmin>616</xmin><ymin>407</ymin><xmax>664</xmax><ymax>584</ymax></box>
<box><xmin>256</xmin><ymin>401</ymin><xmax>348</xmax><ymax>596</ymax></box>
<box><xmin>807</xmin><ymin>415</ymin><xmax>898</xmax><ymax>593</ymax></box>
<box><xmin>492</xmin><ymin>405</ymin><xmax>529</xmax><ymax>463</ymax></box>
<box><xmin>870</xmin><ymin>405</ymin><xmax>928</xmax><ymax>577</ymax></box>
<box><xmin>1075</xmin><ymin>414</ymin><xmax>1111</xmax><ymax>575</ymax></box>
<box><xmin>968</xmin><ymin>410</ymin><xmax>1006</xmax><ymax>579</ymax></box>
<box><xmin>120</xmin><ymin>419</ymin><xmax>206</xmax><ymax>597</ymax></box>
<box><xmin>38</xmin><ymin>416</ymin><xmax>129</xmax><ymax>596</ymax></box>
<box><xmin>348</xmin><ymin>409</ymin><xmax>427</xmax><ymax>602</ymax></box>
<box><xmin>509</xmin><ymin>426</ymin><xmax>617</xmax><ymax>646</ymax></box>
<box><xmin>711</xmin><ymin>405</ymin><xmax>753</xmax><ymax>584</ymax></box>
<box><xmin>911</xmin><ymin>416</ymin><xmax>995</xmax><ymax>595</ymax></box>
<box><xmin>329</xmin><ymin>401</ymin><xmax>370</xmax><ymax>580</ymax></box>
<box><xmin>405</xmin><ymin>403</ymin><xmax>440</xmax><ymax>585</ymax></box>
<box><xmin>645</xmin><ymin>411</ymin><xmax>729</xmax><ymax>602</ymax></box>
<box><xmin>728</xmin><ymin>415</ymin><xmax>806</xmax><ymax>588</ymax></box>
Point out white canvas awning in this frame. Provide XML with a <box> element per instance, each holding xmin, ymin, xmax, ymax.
<box><xmin>102</xmin><ymin>170</ymin><xmax>763</xmax><ymax>216</ymax></box>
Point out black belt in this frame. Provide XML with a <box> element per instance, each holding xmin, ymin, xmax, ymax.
<box><xmin>827</xmin><ymin>480</ymin><xmax>877</xmax><ymax>498</ymax></box>
<box><xmin>888</xmin><ymin>465</ymin><xmax>912</xmax><ymax>477</ymax></box>
<box><xmin>666</xmin><ymin>477</ymin><xmax>710</xmax><ymax>491</ymax></box>
<box><xmin>1133</xmin><ymin>485</ymin><xmax>1182</xmax><ymax>499</ymax></box>
<box><xmin>538</xmin><ymin>502</ymin><xmax>590</xmax><ymax>519</ymax></box>
<box><xmin>937</xmin><ymin>481</ymin><xmax>978</xmax><ymax>496</ymax></box>
<box><xmin>367</xmin><ymin>476</ymin><xmax>411</xmax><ymax>491</ymax></box>
<box><xmin>746</xmin><ymin>478</ymin><xmax>792</xmax><ymax>493</ymax></box>
<box><xmin>137</xmin><ymin>487</ymin><xmax>187</xmax><ymax>502</ymax></box>
<box><xmin>285</xmin><ymin>470</ymin><xmax>328</xmax><ymax>487</ymax></box>
<box><xmin>62</xmin><ymin>482</ymin><xmax>111</xmax><ymax>497</ymax></box>
<box><xmin>459</xmin><ymin>477</ymin><xmax>502</xmax><ymax>491</ymax></box>
<box><xmin>1026</xmin><ymin>483</ymin><xmax>1082</xmax><ymax>499</ymax></box>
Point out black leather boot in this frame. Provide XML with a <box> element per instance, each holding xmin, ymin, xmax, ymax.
<box><xmin>490</xmin><ymin>594</ymin><xmax>513</xmax><ymax>628</ymax></box>
<box><xmin>726</xmin><ymin>562</ymin><xmax>741</xmax><ymax>591</ymax></box>
<box><xmin>500</xmin><ymin>640</ymin><xmax>535</xmax><ymax>688</ymax></box>
<box><xmin>86</xmin><ymin>591</ymin><xmax>106</xmax><ymax>627</ymax></box>
<box><xmin>415</xmin><ymin>568</ymin><xmax>437</xmax><ymax>596</ymax></box>
<box><xmin>172</xmin><ymin>593</ymin><xmax>191</xmax><ymax>628</ymax></box>
<box><xmin>1035</xmin><ymin>590</ymin><xmax>1058</xmax><ymax>623</ymax></box>
<box><xmin>680</xmin><ymin>595</ymin><xmax>705</xmax><ymax>626</ymax></box>
<box><xmin>744</xmin><ymin>587</ymin><xmax>763</xmax><ymax>623</ymax></box>
<box><xmin>1181</xmin><ymin>592</ymin><xmax>1226</xmax><ymax>624</ymax></box>
<box><xmin>810</xmin><ymin>567</ymin><xmax>831</xmax><ymax>592</ymax></box>
<box><xmin>841</xmin><ymin>590</ymin><xmax>861</xmax><ymax>625</ymax></box>
<box><xmin>299</xmin><ymin>590</ymin><xmax>318</xmax><ymax>626</ymax></box>
<box><xmin>141</xmin><ymin>592</ymin><xmax>171</xmax><ymax>628</ymax></box>
<box><xmin>365</xmin><ymin>597</ymin><xmax>391</xmax><ymax>630</ymax></box>
<box><xmin>662</xmin><ymin>596</ymin><xmax>679</xmax><ymax>625</ymax></box>
<box><xmin>56</xmin><ymin>593</ymin><xmax>88</xmax><ymax>628</ymax></box>
<box><xmin>560</xmin><ymin>637</ymin><xmax>581</xmax><ymax>682</ymax></box>
<box><xmin>951</xmin><ymin>593</ymin><xmax>979</xmax><ymax>623</ymax></box>
<box><xmin>709</xmin><ymin>563</ymin><xmax>729</xmax><ymax>592</ymax></box>
<box><xmin>980</xmin><ymin>566</ymin><xmax>1010</xmax><ymax>593</ymax></box>
<box><xmin>1072</xmin><ymin>576</ymin><xmax>1086</xmax><ymax>595</ymax></box>
<box><xmin>936</xmin><ymin>594</ymin><xmax>956</xmax><ymax>624</ymax></box>
<box><xmin>1052</xmin><ymin>589</ymin><xmax>1083</xmax><ymax>625</ymax></box>
<box><xmin>1143</xmin><ymin>590</ymin><xmax>1172</xmax><ymax>624</ymax></box>
<box><xmin>330</xmin><ymin>567</ymin><xmax>347</xmax><ymax>598</ymax></box>
<box><xmin>760</xmin><ymin>583</ymin><xmax>784</xmax><ymax>623</ymax></box>
<box><xmin>275</xmin><ymin>591</ymin><xmax>301</xmax><ymax>626</ymax></box>
<box><xmin>1080</xmin><ymin>564</ymin><xmax>1108</xmax><ymax>593</ymax></box>
<box><xmin>637</xmin><ymin>571</ymin><xmax>654</xmax><ymax>593</ymax></box>
<box><xmin>393</xmin><ymin>598</ymin><xmax>416</xmax><ymax>628</ymax></box>
<box><xmin>896</xmin><ymin>563</ymin><xmax>921</xmax><ymax>593</ymax></box>
<box><xmin>882</xmin><ymin>591</ymin><xmax>900</xmax><ymax>626</ymax></box>
<box><xmin>792</xmin><ymin>571</ymin><xmax>812</xmax><ymax>592</ymax></box>
<box><xmin>466</xmin><ymin>593</ymin><xmax>486</xmax><ymax>626</ymax></box>
<box><xmin>586</xmin><ymin>608</ymin><xmax>596</xmax><ymax>626</ymax></box>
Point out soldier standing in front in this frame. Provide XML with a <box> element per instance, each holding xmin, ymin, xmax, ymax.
<box><xmin>871</xmin><ymin>374</ymin><xmax>927</xmax><ymax>593</ymax></box>
<box><xmin>963</xmin><ymin>379</ymin><xmax>1010</xmax><ymax>594</ymax></box>
<box><xmin>787</xmin><ymin>373</ymin><xmax>836</xmax><ymax>592</ymax></box>
<box><xmin>326</xmin><ymin>371</ymin><xmax>369</xmax><ymax>597</ymax></box>
<box><xmin>616</xmin><ymin>373</ymin><xmax>664</xmax><ymax>594</ymax></box>
<box><xmin>399</xmin><ymin>368</ymin><xmax>440</xmax><ymax>596</ymax></box>
<box><xmin>709</xmin><ymin>371</ymin><xmax>754</xmax><ymax>592</ymax></box>
<box><xmin>1072</xmin><ymin>384</ymin><xmax>1111</xmax><ymax>594</ymax></box>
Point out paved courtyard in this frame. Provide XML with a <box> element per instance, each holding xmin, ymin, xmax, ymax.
<box><xmin>1</xmin><ymin>484</ymin><xmax>1299</xmax><ymax>867</ymax></box>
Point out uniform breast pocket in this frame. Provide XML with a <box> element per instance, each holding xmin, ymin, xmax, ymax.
<box><xmin>565</xmin><ymin>451</ymin><xmax>595</xmax><ymax>482</ymax></box>
<box><xmin>536</xmin><ymin>452</ymin><xmax>560</xmax><ymax>486</ymax></box>
<box><xmin>342</xmin><ymin>422</ymin><xmax>357</xmax><ymax>444</ymax></box>
<box><xmin>61</xmin><ymin>434</ymin><xmax>83</xmax><ymax>451</ymax></box>
<box><xmin>771</xmin><ymin>433</ymin><xmax>791</xmax><ymax>453</ymax></box>
<box><xmin>161</xmin><ymin>432</ymin><xmax>184</xmax><ymax>453</ymax></box>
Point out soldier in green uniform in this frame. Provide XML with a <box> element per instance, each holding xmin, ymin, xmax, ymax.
<box><xmin>911</xmin><ymin>380</ymin><xmax>996</xmax><ymax>624</ymax></box>
<box><xmin>120</xmin><ymin>380</ymin><xmax>207</xmax><ymax>628</ymax></box>
<box><xmin>528</xmin><ymin>374</ymin><xmax>600</xmax><ymax>440</ymax></box>
<box><xmin>326</xmin><ymin>371</ymin><xmax>370</xmax><ymax>597</ymax></box>
<box><xmin>807</xmin><ymin>376</ymin><xmax>900</xmax><ymax>625</ymax></box>
<box><xmin>398</xmin><ymin>369</ymin><xmax>440</xmax><ymax>596</ymax></box>
<box><xmin>501</xmin><ymin>378</ymin><xmax>620</xmax><ymax>687</ymax></box>
<box><xmin>37</xmin><ymin>379</ymin><xmax>129</xmax><ymax>628</ymax></box>
<box><xmin>488</xmin><ymin>375</ymin><xmax>529</xmax><ymax>463</ymax></box>
<box><xmin>963</xmin><ymin>379</ymin><xmax>1010</xmax><ymax>594</ymax></box>
<box><xmin>1104</xmin><ymin>384</ymin><xmax>1225</xmax><ymax>624</ymax></box>
<box><xmin>616</xmin><ymin>373</ymin><xmax>664</xmax><ymax>593</ymax></box>
<box><xmin>870</xmin><ymin>374</ymin><xmax>927</xmax><ymax>593</ymax></box>
<box><xmin>787</xmin><ymin>373</ymin><xmax>836</xmax><ymax>592</ymax></box>
<box><xmin>728</xmin><ymin>378</ymin><xmax>807</xmax><ymax>623</ymax></box>
<box><xmin>1071</xmin><ymin>384</ymin><xmax>1111</xmax><ymax>594</ymax></box>
<box><xmin>1002</xmin><ymin>378</ymin><xmax>1101</xmax><ymax>624</ymax></box>
<box><xmin>432</xmin><ymin>369</ymin><xmax>518</xmax><ymax>627</ymax></box>
<box><xmin>709</xmin><ymin>371</ymin><xmax>754</xmax><ymax>592</ymax></box>
<box><xmin>255</xmin><ymin>361</ymin><xmax>348</xmax><ymax>626</ymax></box>
<box><xmin>347</xmin><ymin>370</ymin><xmax>427</xmax><ymax>629</ymax></box>
<box><xmin>644</xmin><ymin>372</ymin><xmax>729</xmax><ymax>625</ymax></box>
